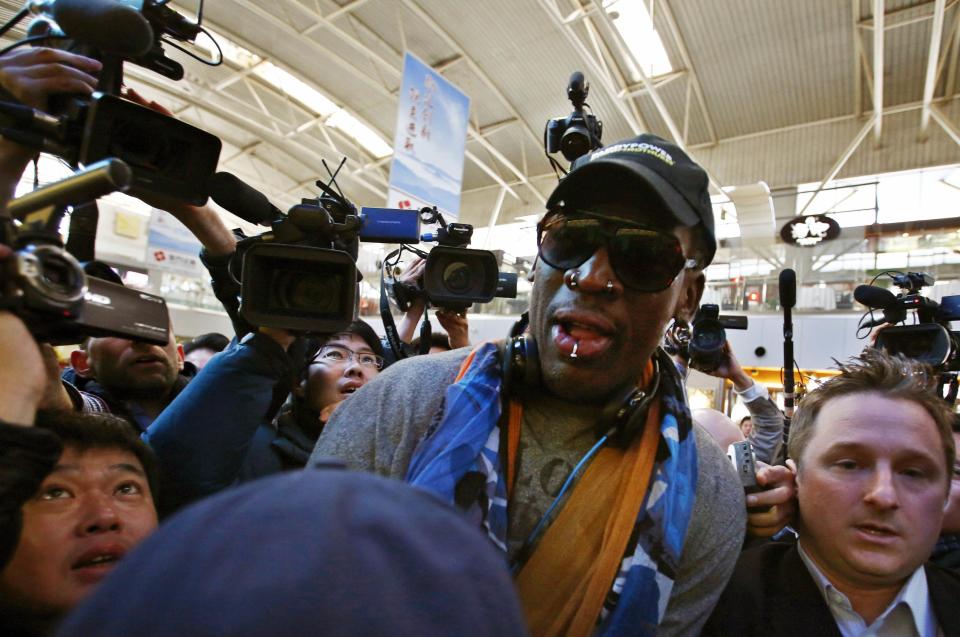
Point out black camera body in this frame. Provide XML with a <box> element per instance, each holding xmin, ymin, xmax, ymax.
<box><xmin>687</xmin><ymin>304</ymin><xmax>748</xmax><ymax>370</ymax></box>
<box><xmin>544</xmin><ymin>71</ymin><xmax>603</xmax><ymax>162</ymax></box>
<box><xmin>1</xmin><ymin>159</ymin><xmax>170</xmax><ymax>345</ymax></box>
<box><xmin>387</xmin><ymin>208</ymin><xmax>516</xmax><ymax>312</ymax></box>
<box><xmin>856</xmin><ymin>272</ymin><xmax>960</xmax><ymax>372</ymax></box>
<box><xmin>0</xmin><ymin>0</ymin><xmax>221</xmax><ymax>204</ymax></box>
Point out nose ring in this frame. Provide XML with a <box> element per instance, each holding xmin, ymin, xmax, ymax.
<box><xmin>567</xmin><ymin>271</ymin><xmax>579</xmax><ymax>288</ymax></box>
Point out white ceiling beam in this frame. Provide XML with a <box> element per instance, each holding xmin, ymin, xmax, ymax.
<box><xmin>873</xmin><ymin>0</ymin><xmax>885</xmax><ymax>144</ymax></box>
<box><xmin>653</xmin><ymin>0</ymin><xmax>719</xmax><ymax>144</ymax></box>
<box><xmin>930</xmin><ymin>105</ymin><xmax>960</xmax><ymax>147</ymax></box>
<box><xmin>482</xmin><ymin>186</ymin><xmax>508</xmax><ymax>249</ymax></box>
<box><xmin>618</xmin><ymin>70</ymin><xmax>687</xmax><ymax>98</ymax></box>
<box><xmin>920</xmin><ymin>0</ymin><xmax>947</xmax><ymax>136</ymax></box>
<box><xmin>859</xmin><ymin>0</ymin><xmax>958</xmax><ymax>29</ymax></box>
<box><xmin>945</xmin><ymin>7</ymin><xmax>960</xmax><ymax>97</ymax></box>
<box><xmin>538</xmin><ymin>0</ymin><xmax>646</xmax><ymax>134</ymax></box>
<box><xmin>853</xmin><ymin>0</ymin><xmax>863</xmax><ymax>117</ymax></box>
<box><xmin>797</xmin><ymin>115</ymin><xmax>876</xmax><ymax>216</ymax></box>
<box><xmin>587</xmin><ymin>0</ymin><xmax>728</xmax><ymax>195</ymax></box>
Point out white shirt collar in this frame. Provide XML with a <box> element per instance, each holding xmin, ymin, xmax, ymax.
<box><xmin>797</xmin><ymin>541</ymin><xmax>936</xmax><ymax>636</ymax></box>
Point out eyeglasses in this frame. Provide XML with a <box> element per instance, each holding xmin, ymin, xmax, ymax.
<box><xmin>536</xmin><ymin>210</ymin><xmax>698</xmax><ymax>292</ymax></box>
<box><xmin>312</xmin><ymin>345</ymin><xmax>384</xmax><ymax>370</ymax></box>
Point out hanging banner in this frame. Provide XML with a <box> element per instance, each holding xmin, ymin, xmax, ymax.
<box><xmin>145</xmin><ymin>210</ymin><xmax>205</xmax><ymax>276</ymax></box>
<box><xmin>387</xmin><ymin>52</ymin><xmax>471</xmax><ymax>220</ymax></box>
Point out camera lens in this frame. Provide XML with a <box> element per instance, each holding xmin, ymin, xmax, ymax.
<box><xmin>271</xmin><ymin>269</ymin><xmax>342</xmax><ymax>314</ymax></box>
<box><xmin>560</xmin><ymin>122</ymin><xmax>592</xmax><ymax>161</ymax></box>
<box><xmin>442</xmin><ymin>261</ymin><xmax>471</xmax><ymax>293</ymax></box>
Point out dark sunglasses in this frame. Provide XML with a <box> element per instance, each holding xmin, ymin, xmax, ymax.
<box><xmin>536</xmin><ymin>210</ymin><xmax>698</xmax><ymax>292</ymax></box>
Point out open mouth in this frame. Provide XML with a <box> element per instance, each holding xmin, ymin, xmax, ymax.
<box><xmin>339</xmin><ymin>381</ymin><xmax>363</xmax><ymax>396</ymax></box>
<box><xmin>853</xmin><ymin>523</ymin><xmax>899</xmax><ymax>541</ymax></box>
<box><xmin>72</xmin><ymin>552</ymin><xmax>123</xmax><ymax>570</ymax></box>
<box><xmin>553</xmin><ymin>312</ymin><xmax>616</xmax><ymax>360</ymax></box>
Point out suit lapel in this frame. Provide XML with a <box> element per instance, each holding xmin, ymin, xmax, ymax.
<box><xmin>768</xmin><ymin>545</ymin><xmax>844</xmax><ymax>637</ymax></box>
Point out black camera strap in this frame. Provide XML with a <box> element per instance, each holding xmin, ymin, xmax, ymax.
<box><xmin>380</xmin><ymin>248</ymin><xmax>409</xmax><ymax>361</ymax></box>
<box><xmin>64</xmin><ymin>200</ymin><xmax>99</xmax><ymax>262</ymax></box>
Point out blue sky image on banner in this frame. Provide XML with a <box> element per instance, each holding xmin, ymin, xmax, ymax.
<box><xmin>387</xmin><ymin>52</ymin><xmax>471</xmax><ymax>220</ymax></box>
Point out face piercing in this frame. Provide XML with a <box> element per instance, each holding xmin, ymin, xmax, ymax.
<box><xmin>605</xmin><ymin>280</ymin><xmax>615</xmax><ymax>292</ymax></box>
<box><xmin>570</xmin><ymin>342</ymin><xmax>579</xmax><ymax>359</ymax></box>
<box><xmin>569</xmin><ymin>271</ymin><xmax>579</xmax><ymax>288</ymax></box>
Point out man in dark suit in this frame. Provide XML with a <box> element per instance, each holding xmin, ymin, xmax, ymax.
<box><xmin>705</xmin><ymin>349</ymin><xmax>960</xmax><ymax>636</ymax></box>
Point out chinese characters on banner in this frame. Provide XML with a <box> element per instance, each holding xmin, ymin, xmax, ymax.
<box><xmin>388</xmin><ymin>52</ymin><xmax>470</xmax><ymax>220</ymax></box>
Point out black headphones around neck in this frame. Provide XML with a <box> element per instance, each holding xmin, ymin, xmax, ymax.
<box><xmin>498</xmin><ymin>320</ymin><xmax>663</xmax><ymax>448</ymax></box>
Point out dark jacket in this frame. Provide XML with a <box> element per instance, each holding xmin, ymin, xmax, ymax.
<box><xmin>143</xmin><ymin>332</ymin><xmax>293</xmax><ymax>512</ymax></box>
<box><xmin>703</xmin><ymin>541</ymin><xmax>960</xmax><ymax>636</ymax></box>
<box><xmin>238</xmin><ymin>410</ymin><xmax>316</xmax><ymax>481</ymax></box>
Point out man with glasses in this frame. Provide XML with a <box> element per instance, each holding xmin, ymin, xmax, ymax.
<box><xmin>312</xmin><ymin>134</ymin><xmax>755</xmax><ymax>636</ymax></box>
<box><xmin>143</xmin><ymin>320</ymin><xmax>385</xmax><ymax>512</ymax></box>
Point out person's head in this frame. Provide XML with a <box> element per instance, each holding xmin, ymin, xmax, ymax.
<box><xmin>529</xmin><ymin>134</ymin><xmax>715</xmax><ymax>403</ymax></box>
<box><xmin>70</xmin><ymin>328</ymin><xmax>184</xmax><ymax>400</ymax></box>
<box><xmin>739</xmin><ymin>415</ymin><xmax>752</xmax><ymax>437</ymax></box>
<box><xmin>182</xmin><ymin>332</ymin><xmax>229</xmax><ymax>370</ymax></box>
<box><xmin>787</xmin><ymin>350</ymin><xmax>955</xmax><ymax>592</ymax></box>
<box><xmin>303</xmin><ymin>320</ymin><xmax>384</xmax><ymax>413</ymax></box>
<box><xmin>0</xmin><ymin>411</ymin><xmax>159</xmax><ymax>628</ymax></box>
<box><xmin>411</xmin><ymin>332</ymin><xmax>452</xmax><ymax>355</ymax></box>
<box><xmin>694</xmin><ymin>408</ymin><xmax>744</xmax><ymax>450</ymax></box>
<box><xmin>942</xmin><ymin>416</ymin><xmax>960</xmax><ymax>535</ymax></box>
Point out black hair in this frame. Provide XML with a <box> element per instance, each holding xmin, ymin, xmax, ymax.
<box><xmin>34</xmin><ymin>410</ymin><xmax>160</xmax><ymax>511</ymax></box>
<box><xmin>182</xmin><ymin>332</ymin><xmax>230</xmax><ymax>356</ymax></box>
<box><xmin>411</xmin><ymin>332</ymin><xmax>452</xmax><ymax>353</ymax></box>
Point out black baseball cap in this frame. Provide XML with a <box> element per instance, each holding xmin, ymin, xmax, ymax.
<box><xmin>545</xmin><ymin>133</ymin><xmax>716</xmax><ymax>265</ymax></box>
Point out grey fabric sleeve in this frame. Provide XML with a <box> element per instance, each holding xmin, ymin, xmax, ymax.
<box><xmin>658</xmin><ymin>425</ymin><xmax>747</xmax><ymax>637</ymax></box>
<box><xmin>309</xmin><ymin>348</ymin><xmax>471</xmax><ymax>478</ymax></box>
<box><xmin>745</xmin><ymin>394</ymin><xmax>785</xmax><ymax>465</ymax></box>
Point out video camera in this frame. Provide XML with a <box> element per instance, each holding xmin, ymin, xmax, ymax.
<box><xmin>667</xmin><ymin>304</ymin><xmax>748</xmax><ymax>371</ymax></box>
<box><xmin>387</xmin><ymin>206</ymin><xmax>518</xmax><ymax>313</ymax></box>
<box><xmin>1</xmin><ymin>158</ymin><xmax>170</xmax><ymax>345</ymax></box>
<box><xmin>209</xmin><ymin>164</ymin><xmax>422</xmax><ymax>334</ymax></box>
<box><xmin>855</xmin><ymin>272</ymin><xmax>960</xmax><ymax>373</ymax></box>
<box><xmin>544</xmin><ymin>71</ymin><xmax>603</xmax><ymax>163</ymax></box>
<box><xmin>0</xmin><ymin>0</ymin><xmax>221</xmax><ymax>204</ymax></box>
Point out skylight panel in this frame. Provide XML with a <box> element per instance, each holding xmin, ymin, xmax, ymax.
<box><xmin>606</xmin><ymin>0</ymin><xmax>673</xmax><ymax>79</ymax></box>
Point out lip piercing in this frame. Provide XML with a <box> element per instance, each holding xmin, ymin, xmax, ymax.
<box><xmin>605</xmin><ymin>280</ymin><xmax>614</xmax><ymax>292</ymax></box>
<box><xmin>570</xmin><ymin>342</ymin><xmax>579</xmax><ymax>359</ymax></box>
<box><xmin>569</xmin><ymin>272</ymin><xmax>579</xmax><ymax>288</ymax></box>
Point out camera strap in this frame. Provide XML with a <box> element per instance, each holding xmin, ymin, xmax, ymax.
<box><xmin>380</xmin><ymin>248</ymin><xmax>411</xmax><ymax>361</ymax></box>
<box><xmin>65</xmin><ymin>201</ymin><xmax>100</xmax><ymax>262</ymax></box>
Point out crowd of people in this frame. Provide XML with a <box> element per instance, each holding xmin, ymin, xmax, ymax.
<box><xmin>2</xmin><ymin>46</ymin><xmax>960</xmax><ymax>637</ymax></box>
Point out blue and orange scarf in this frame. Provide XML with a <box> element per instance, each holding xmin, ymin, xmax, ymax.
<box><xmin>406</xmin><ymin>342</ymin><xmax>698</xmax><ymax>636</ymax></box>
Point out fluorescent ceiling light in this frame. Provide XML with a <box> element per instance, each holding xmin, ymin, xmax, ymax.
<box><xmin>192</xmin><ymin>21</ymin><xmax>392</xmax><ymax>158</ymax></box>
<box><xmin>606</xmin><ymin>0</ymin><xmax>673</xmax><ymax>79</ymax></box>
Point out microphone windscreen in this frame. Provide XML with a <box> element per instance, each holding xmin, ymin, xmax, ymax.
<box><xmin>568</xmin><ymin>71</ymin><xmax>585</xmax><ymax>91</ymax></box>
<box><xmin>779</xmin><ymin>268</ymin><xmax>796</xmax><ymax>309</ymax></box>
<box><xmin>52</xmin><ymin>0</ymin><xmax>154</xmax><ymax>58</ymax></box>
<box><xmin>854</xmin><ymin>284</ymin><xmax>898</xmax><ymax>311</ymax></box>
<box><xmin>209</xmin><ymin>172</ymin><xmax>280</xmax><ymax>226</ymax></box>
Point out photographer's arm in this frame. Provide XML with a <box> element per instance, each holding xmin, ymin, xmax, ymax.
<box><xmin>393</xmin><ymin>258</ymin><xmax>427</xmax><ymax>343</ymax></box>
<box><xmin>143</xmin><ymin>329</ymin><xmax>294</xmax><ymax>514</ymax></box>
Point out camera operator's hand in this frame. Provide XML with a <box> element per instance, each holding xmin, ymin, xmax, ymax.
<box><xmin>0</xmin><ymin>48</ymin><xmax>100</xmax><ymax>111</ymax></box>
<box><xmin>395</xmin><ymin>258</ymin><xmax>427</xmax><ymax>343</ymax></box>
<box><xmin>436</xmin><ymin>309</ymin><xmax>470</xmax><ymax>349</ymax></box>
<box><xmin>258</xmin><ymin>326</ymin><xmax>298</xmax><ymax>352</ymax></box>
<box><xmin>0</xmin><ymin>311</ymin><xmax>45</xmax><ymax>425</ymax></box>
<box><xmin>746</xmin><ymin>461</ymin><xmax>797</xmax><ymax>537</ymax></box>
<box><xmin>691</xmin><ymin>341</ymin><xmax>754</xmax><ymax>392</ymax></box>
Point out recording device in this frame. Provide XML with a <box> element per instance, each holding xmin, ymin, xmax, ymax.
<box><xmin>780</xmin><ymin>268</ymin><xmax>796</xmax><ymax>418</ymax></box>
<box><xmin>0</xmin><ymin>0</ymin><xmax>222</xmax><ymax>204</ymax></box>
<box><xmin>727</xmin><ymin>440</ymin><xmax>769</xmax><ymax>513</ymax></box>
<box><xmin>544</xmin><ymin>71</ymin><xmax>603</xmax><ymax>162</ymax></box>
<box><xmin>209</xmin><ymin>168</ymin><xmax>421</xmax><ymax>334</ymax></box>
<box><xmin>854</xmin><ymin>272</ymin><xmax>960</xmax><ymax>373</ymax></box>
<box><xmin>1</xmin><ymin>158</ymin><xmax>169</xmax><ymax>345</ymax></box>
<box><xmin>387</xmin><ymin>206</ymin><xmax>516</xmax><ymax>312</ymax></box>
<box><xmin>684</xmin><ymin>303</ymin><xmax>748</xmax><ymax>370</ymax></box>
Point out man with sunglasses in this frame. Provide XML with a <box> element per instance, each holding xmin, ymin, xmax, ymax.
<box><xmin>313</xmin><ymin>134</ymin><xmax>756</xmax><ymax>636</ymax></box>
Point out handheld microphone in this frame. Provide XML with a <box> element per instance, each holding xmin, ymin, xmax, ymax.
<box><xmin>209</xmin><ymin>172</ymin><xmax>283</xmax><ymax>226</ymax></box>
<box><xmin>50</xmin><ymin>0</ymin><xmax>155</xmax><ymax>58</ymax></box>
<box><xmin>780</xmin><ymin>269</ymin><xmax>796</xmax><ymax>417</ymax></box>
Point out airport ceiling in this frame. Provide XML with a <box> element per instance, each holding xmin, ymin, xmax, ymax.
<box><xmin>1</xmin><ymin>0</ymin><xmax>959</xmax><ymax>240</ymax></box>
